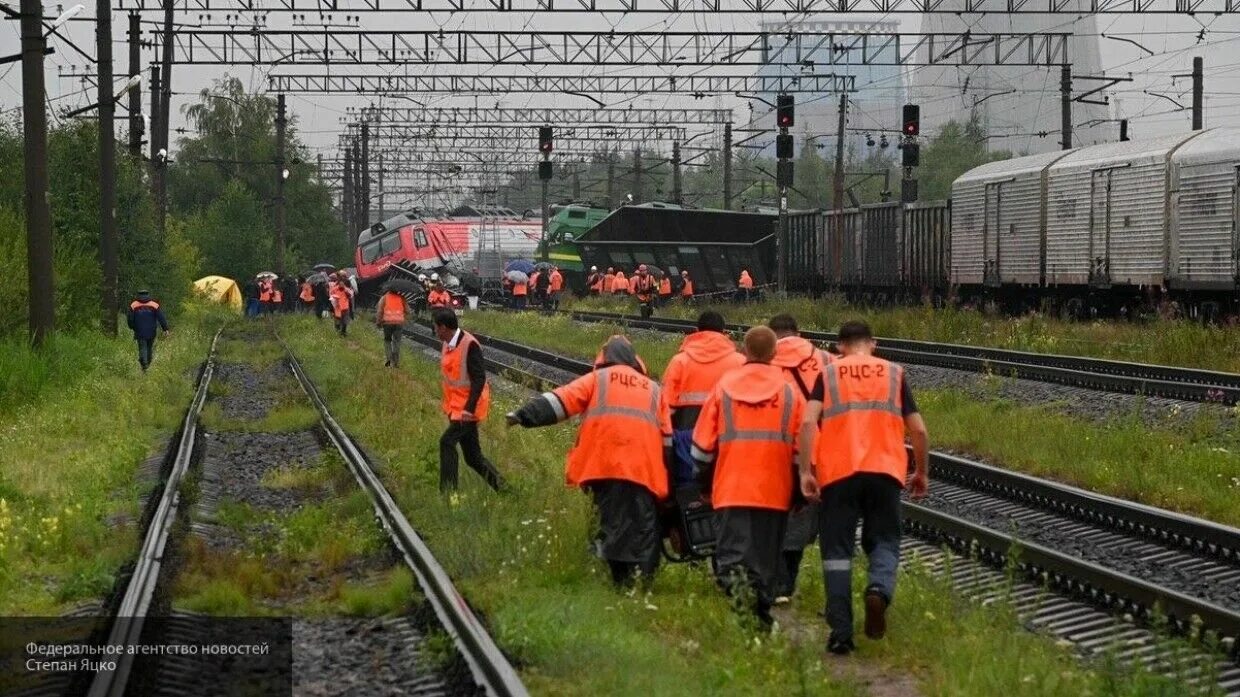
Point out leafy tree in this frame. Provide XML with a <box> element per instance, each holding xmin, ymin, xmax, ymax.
<box><xmin>915</xmin><ymin>114</ymin><xmax>1013</xmax><ymax>201</ymax></box>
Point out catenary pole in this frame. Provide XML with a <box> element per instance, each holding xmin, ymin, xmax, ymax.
<box><xmin>22</xmin><ymin>0</ymin><xmax>53</xmax><ymax>346</ymax></box>
<box><xmin>97</xmin><ymin>0</ymin><xmax>119</xmax><ymax>335</ymax></box>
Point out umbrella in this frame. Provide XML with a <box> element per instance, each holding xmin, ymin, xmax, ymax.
<box><xmin>534</xmin><ymin>261</ymin><xmax>553</xmax><ymax>271</ymax></box>
<box><xmin>643</xmin><ymin>265</ymin><xmax>666</xmax><ymax>279</ymax></box>
<box><xmin>340</xmin><ymin>267</ymin><xmax>357</xmax><ymax>278</ymax></box>
<box><xmin>313</xmin><ymin>262</ymin><xmax>336</xmax><ymax>272</ymax></box>
<box><xmin>306</xmin><ymin>271</ymin><xmax>328</xmax><ymax>285</ymax></box>
<box><xmin>382</xmin><ymin>278</ymin><xmax>422</xmax><ymax>296</ymax></box>
<box><xmin>504</xmin><ymin>259</ymin><xmax>535</xmax><ymax>275</ymax></box>
<box><xmin>505</xmin><ymin>270</ymin><xmax>529</xmax><ymax>285</ymax></box>
<box><xmin>256</xmin><ymin>271</ymin><xmax>278</xmax><ymax>279</ymax></box>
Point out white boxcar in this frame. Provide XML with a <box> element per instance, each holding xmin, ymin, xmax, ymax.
<box><xmin>951</xmin><ymin>150</ymin><xmax>1071</xmax><ymax>287</ymax></box>
<box><xmin>1169</xmin><ymin>128</ymin><xmax>1240</xmax><ymax>290</ymax></box>
<box><xmin>1044</xmin><ymin>132</ymin><xmax>1205</xmax><ymax>288</ymax></box>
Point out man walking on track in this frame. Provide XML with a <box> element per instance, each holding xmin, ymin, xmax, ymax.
<box><xmin>797</xmin><ymin>320</ymin><xmax>929</xmax><ymax>656</ymax></box>
<box><xmin>434</xmin><ymin>309</ymin><xmax>505</xmax><ymax>494</ymax></box>
<box><xmin>127</xmin><ymin>289</ymin><xmax>170</xmax><ymax>372</ymax></box>
<box><xmin>375</xmin><ymin>288</ymin><xmax>409</xmax><ymax>368</ymax></box>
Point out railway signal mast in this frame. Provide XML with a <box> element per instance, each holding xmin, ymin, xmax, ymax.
<box><xmin>775</xmin><ymin>95</ymin><xmax>794</xmax><ymax>294</ymax></box>
<box><xmin>901</xmin><ymin>104</ymin><xmax>920</xmax><ymax>204</ymax></box>
<box><xmin>538</xmin><ymin>125</ymin><xmax>553</xmax><ymax>261</ymax></box>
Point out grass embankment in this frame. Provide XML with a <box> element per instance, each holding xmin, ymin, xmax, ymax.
<box><xmin>283</xmin><ymin>314</ymin><xmax>1197</xmax><ymax>696</ymax></box>
<box><xmin>566</xmin><ymin>295</ymin><xmax>1240</xmax><ymax>374</ymax></box>
<box><xmin>174</xmin><ymin>327</ymin><xmax>414</xmax><ymax>617</ymax></box>
<box><xmin>462</xmin><ymin>311</ymin><xmax>1240</xmax><ymax>528</ymax></box>
<box><xmin>0</xmin><ymin>303</ymin><xmax>229</xmax><ymax>614</ymax></box>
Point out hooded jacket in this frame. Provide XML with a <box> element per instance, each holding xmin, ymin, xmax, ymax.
<box><xmin>127</xmin><ymin>293</ymin><xmax>169</xmax><ymax>340</ymax></box>
<box><xmin>661</xmin><ymin>330</ymin><xmax>745</xmax><ymax>429</ymax></box>
<box><xmin>690</xmin><ymin>362</ymin><xmax>803</xmax><ymax>510</ymax></box>
<box><xmin>771</xmin><ymin>335</ymin><xmax>833</xmax><ymax>400</ymax></box>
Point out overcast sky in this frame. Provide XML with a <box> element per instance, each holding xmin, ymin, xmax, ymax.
<box><xmin>1</xmin><ymin>6</ymin><xmax>1237</xmax><ymax>165</ymax></box>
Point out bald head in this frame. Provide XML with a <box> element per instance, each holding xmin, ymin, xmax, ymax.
<box><xmin>743</xmin><ymin>326</ymin><xmax>778</xmax><ymax>363</ymax></box>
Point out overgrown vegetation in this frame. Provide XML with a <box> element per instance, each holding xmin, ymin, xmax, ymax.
<box><xmin>460</xmin><ymin>311</ymin><xmax>1240</xmax><ymax>526</ymax></box>
<box><xmin>568</xmin><ymin>295</ymin><xmax>1240</xmax><ymax>374</ymax></box>
<box><xmin>283</xmin><ymin>314</ymin><xmax>1200</xmax><ymax>696</ymax></box>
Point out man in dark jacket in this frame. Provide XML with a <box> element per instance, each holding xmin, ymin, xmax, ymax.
<box><xmin>127</xmin><ymin>290</ymin><xmax>170</xmax><ymax>372</ymax></box>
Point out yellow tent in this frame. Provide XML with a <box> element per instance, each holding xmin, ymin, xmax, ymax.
<box><xmin>193</xmin><ymin>275</ymin><xmax>243</xmax><ymax>311</ymax></box>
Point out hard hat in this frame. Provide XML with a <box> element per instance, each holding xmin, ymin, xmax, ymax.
<box><xmin>418</xmin><ymin>274</ymin><xmax>427</xmax><ymax>281</ymax></box>
<box><xmin>431</xmin><ymin>272</ymin><xmax>440</xmax><ymax>281</ymax></box>
<box><xmin>591</xmin><ymin>266</ymin><xmax>598</xmax><ymax>271</ymax></box>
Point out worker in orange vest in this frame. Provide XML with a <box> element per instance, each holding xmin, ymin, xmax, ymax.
<box><xmin>632</xmin><ymin>265</ymin><xmax>656</xmax><ymax>318</ymax></box>
<box><xmin>611</xmin><ymin>268</ymin><xmax>627</xmax><ymax>295</ymax></box>
<box><xmin>548</xmin><ymin>266</ymin><xmax>564</xmax><ymax>310</ymax></box>
<box><xmin>298</xmin><ymin>278</ymin><xmax>315</xmax><ymax>313</ymax></box>
<box><xmin>679</xmin><ymin>270</ymin><xmax>694</xmax><ymax>302</ymax></box>
<box><xmin>657</xmin><ymin>274</ymin><xmax>672</xmax><ymax>307</ymax></box>
<box><xmin>434</xmin><ymin>309</ymin><xmax>504</xmax><ymax>493</ymax></box>
<box><xmin>661</xmin><ymin>311</ymin><xmax>744</xmax><ymax>486</ymax></box>
<box><xmin>258</xmin><ymin>277</ymin><xmax>273</xmax><ymax>314</ymax></box>
<box><xmin>587</xmin><ymin>266</ymin><xmax>604</xmax><ymax>295</ymax></box>
<box><xmin>602</xmin><ymin>267</ymin><xmax>615</xmax><ymax>296</ymax></box>
<box><xmin>737</xmin><ymin>268</ymin><xmax>755</xmax><ymax>302</ymax></box>
<box><xmin>506</xmin><ymin>335</ymin><xmax>672</xmax><ymax>587</ymax></box>
<box><xmin>692</xmin><ymin>326</ymin><xmax>803</xmax><ymax>628</ymax></box>
<box><xmin>329</xmin><ymin>274</ymin><xmax>352</xmax><ymax>336</ymax></box>
<box><xmin>768</xmin><ymin>313</ymin><xmax>834</xmax><ymax>603</ymax></box>
<box><xmin>375</xmin><ymin>286</ymin><xmax>409</xmax><ymax>367</ymax></box>
<box><xmin>511</xmin><ymin>274</ymin><xmax>528</xmax><ymax>310</ymax></box>
<box><xmin>127</xmin><ymin>289</ymin><xmax>170</xmax><ymax>371</ymax></box>
<box><xmin>797</xmin><ymin>320</ymin><xmax>929</xmax><ymax>656</ymax></box>
<box><xmin>427</xmin><ymin>277</ymin><xmax>453</xmax><ymax>309</ymax></box>
<box><xmin>529</xmin><ymin>270</ymin><xmax>542</xmax><ymax>307</ymax></box>
<box><xmin>270</xmin><ymin>282</ymin><xmax>283</xmax><ymax>312</ymax></box>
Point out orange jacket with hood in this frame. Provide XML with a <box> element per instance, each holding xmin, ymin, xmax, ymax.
<box><xmin>661</xmin><ymin>330</ymin><xmax>745</xmax><ymax>428</ymax></box>
<box><xmin>771</xmin><ymin>335</ymin><xmax>834</xmax><ymax>400</ymax></box>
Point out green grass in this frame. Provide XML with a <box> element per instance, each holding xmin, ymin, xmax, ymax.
<box><xmin>566</xmin><ymin>295</ymin><xmax>1240</xmax><ymax>374</ymax></box>
<box><xmin>462</xmin><ymin>310</ymin><xmax>1240</xmax><ymax>527</ymax></box>
<box><xmin>281</xmin><ymin>313</ymin><xmax>1201</xmax><ymax>696</ymax></box>
<box><xmin>0</xmin><ymin>302</ymin><xmax>231</xmax><ymax>614</ymax></box>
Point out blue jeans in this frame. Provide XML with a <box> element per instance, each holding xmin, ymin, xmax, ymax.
<box><xmin>818</xmin><ymin>473</ymin><xmax>903</xmax><ymax>642</ymax></box>
<box><xmin>137</xmin><ymin>338</ymin><xmax>155</xmax><ymax>369</ymax></box>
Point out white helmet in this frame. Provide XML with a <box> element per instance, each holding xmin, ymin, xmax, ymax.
<box><xmin>418</xmin><ymin>274</ymin><xmax>428</xmax><ymax>282</ymax></box>
<box><xmin>590</xmin><ymin>265</ymin><xmax>598</xmax><ymax>271</ymax></box>
<box><xmin>430</xmin><ymin>272</ymin><xmax>440</xmax><ymax>281</ymax></box>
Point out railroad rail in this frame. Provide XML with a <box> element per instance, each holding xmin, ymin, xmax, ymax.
<box><xmin>407</xmin><ymin>322</ymin><xmax>1240</xmax><ymax>691</ymax></box>
<box><xmin>88</xmin><ymin>330</ymin><xmax>527</xmax><ymax>697</ymax></box>
<box><xmin>561</xmin><ymin>309</ymin><xmax>1240</xmax><ymax>406</ymax></box>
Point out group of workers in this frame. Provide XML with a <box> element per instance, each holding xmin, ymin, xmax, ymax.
<box><xmin>429</xmin><ymin>308</ymin><xmax>929</xmax><ymax>655</ymax></box>
<box><xmin>504</xmin><ymin>266</ymin><xmax>564</xmax><ymax>310</ymax></box>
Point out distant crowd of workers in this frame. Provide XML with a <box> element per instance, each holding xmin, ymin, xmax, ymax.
<box><xmin>582</xmin><ymin>265</ymin><xmax>759</xmax><ymax>318</ymax></box>
<box><xmin>502</xmin><ymin>266</ymin><xmax>565</xmax><ymax>310</ymax></box>
<box><xmin>422</xmin><ymin>306</ymin><xmax>929</xmax><ymax>656</ymax></box>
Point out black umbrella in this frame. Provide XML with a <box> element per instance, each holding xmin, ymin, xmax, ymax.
<box><xmin>313</xmin><ymin>263</ymin><xmax>336</xmax><ymax>272</ymax></box>
<box><xmin>534</xmin><ymin>261</ymin><xmax>553</xmax><ymax>271</ymax></box>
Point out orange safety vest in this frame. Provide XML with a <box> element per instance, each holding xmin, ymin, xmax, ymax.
<box><xmin>680</xmin><ymin>278</ymin><xmax>693</xmax><ymax>297</ymax></box>
<box><xmin>738</xmin><ymin>271</ymin><xmax>754</xmax><ymax>289</ymax></box>
<box><xmin>603</xmin><ymin>273</ymin><xmax>615</xmax><ymax>291</ymax></box>
<box><xmin>658</xmin><ymin>277</ymin><xmax>672</xmax><ymax>296</ymax></box>
<box><xmin>550</xmin><ymin>365</ymin><xmax>671</xmax><ymax>499</ymax></box>
<box><xmin>814</xmin><ymin>354</ymin><xmax>907</xmax><ymax>489</ymax></box>
<box><xmin>633</xmin><ymin>274</ymin><xmax>654</xmax><ymax>301</ymax></box>
<box><xmin>691</xmin><ymin>363</ymin><xmax>802</xmax><ymax>511</ymax></box>
<box><xmin>661</xmin><ymin>331</ymin><xmax>745</xmax><ymax>411</ymax></box>
<box><xmin>259</xmin><ymin>280</ymin><xmax>272</xmax><ymax>302</ymax></box>
<box><xmin>588</xmin><ymin>273</ymin><xmax>604</xmax><ymax>292</ymax></box>
<box><xmin>299</xmin><ymin>282</ymin><xmax>314</xmax><ymax>303</ymax></box>
<box><xmin>441</xmin><ymin>331</ymin><xmax>491</xmax><ymax>420</ymax></box>
<box><xmin>272</xmin><ymin>287</ymin><xmax>283</xmax><ymax>303</ymax></box>
<box><xmin>379</xmin><ymin>291</ymin><xmax>407</xmax><ymax>324</ymax></box>
<box><xmin>512</xmin><ymin>281</ymin><xmax>528</xmax><ymax>296</ymax></box>
<box><xmin>330</xmin><ymin>284</ymin><xmax>351</xmax><ymax>317</ymax></box>
<box><xmin>611</xmin><ymin>272</ymin><xmax>627</xmax><ymax>294</ymax></box>
<box><xmin>549</xmin><ymin>271</ymin><xmax>563</xmax><ymax>292</ymax></box>
<box><xmin>130</xmin><ymin>299</ymin><xmax>160</xmax><ymax>312</ymax></box>
<box><xmin>529</xmin><ymin>271</ymin><xmax>541</xmax><ymax>291</ymax></box>
<box><xmin>428</xmin><ymin>289</ymin><xmax>452</xmax><ymax>307</ymax></box>
<box><xmin>772</xmin><ymin>335</ymin><xmax>833</xmax><ymax>400</ymax></box>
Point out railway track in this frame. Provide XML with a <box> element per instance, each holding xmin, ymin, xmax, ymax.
<box><xmin>405</xmin><ymin>322</ymin><xmax>1240</xmax><ymax>693</ymax></box>
<box><xmin>84</xmin><ymin>328</ymin><xmax>526</xmax><ymax>697</ymax></box>
<box><xmin>561</xmin><ymin>309</ymin><xmax>1240</xmax><ymax>406</ymax></box>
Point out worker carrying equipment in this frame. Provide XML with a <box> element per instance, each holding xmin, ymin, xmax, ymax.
<box><xmin>796</xmin><ymin>320</ymin><xmax>929</xmax><ymax>656</ymax></box>
<box><xmin>507</xmin><ymin>335</ymin><xmax>672</xmax><ymax>588</ymax></box>
<box><xmin>660</xmin><ymin>312</ymin><xmax>745</xmax><ymax>484</ymax></box>
<box><xmin>692</xmin><ymin>326</ymin><xmax>803</xmax><ymax>628</ymax></box>
<box><xmin>434</xmin><ymin>309</ymin><xmax>505</xmax><ymax>493</ymax></box>
<box><xmin>375</xmin><ymin>289</ymin><xmax>409</xmax><ymax>368</ymax></box>
<box><xmin>768</xmin><ymin>313</ymin><xmax>833</xmax><ymax>602</ymax></box>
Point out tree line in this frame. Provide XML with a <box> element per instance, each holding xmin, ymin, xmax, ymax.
<box><xmin>4</xmin><ymin>77</ymin><xmax>347</xmax><ymax>339</ymax></box>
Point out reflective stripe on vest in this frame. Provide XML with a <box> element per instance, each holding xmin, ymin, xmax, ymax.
<box><xmin>718</xmin><ymin>384</ymin><xmax>796</xmax><ymax>445</ymax></box>
<box><xmin>822</xmin><ymin>365</ymin><xmax>901</xmax><ymax>419</ymax></box>
<box><xmin>582</xmin><ymin>367</ymin><xmax>662</xmax><ymax>429</ymax></box>
<box><xmin>443</xmin><ymin>335</ymin><xmax>476</xmax><ymax>387</ymax></box>
<box><xmin>676</xmin><ymin>390</ymin><xmax>710</xmax><ymax>406</ymax></box>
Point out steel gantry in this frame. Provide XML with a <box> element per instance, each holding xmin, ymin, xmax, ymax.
<box><xmin>337</xmin><ymin>125</ymin><xmax>693</xmax><ymax>150</ymax></box>
<box><xmin>113</xmin><ymin>0</ymin><xmax>1240</xmax><ymax>13</ymax></box>
<box><xmin>159</xmin><ymin>30</ymin><xmax>1071</xmax><ymax>66</ymax></box>
<box><xmin>267</xmin><ymin>73</ymin><xmax>859</xmax><ymax>95</ymax></box>
<box><xmin>344</xmin><ymin>106</ymin><xmax>733</xmax><ymax>125</ymax></box>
